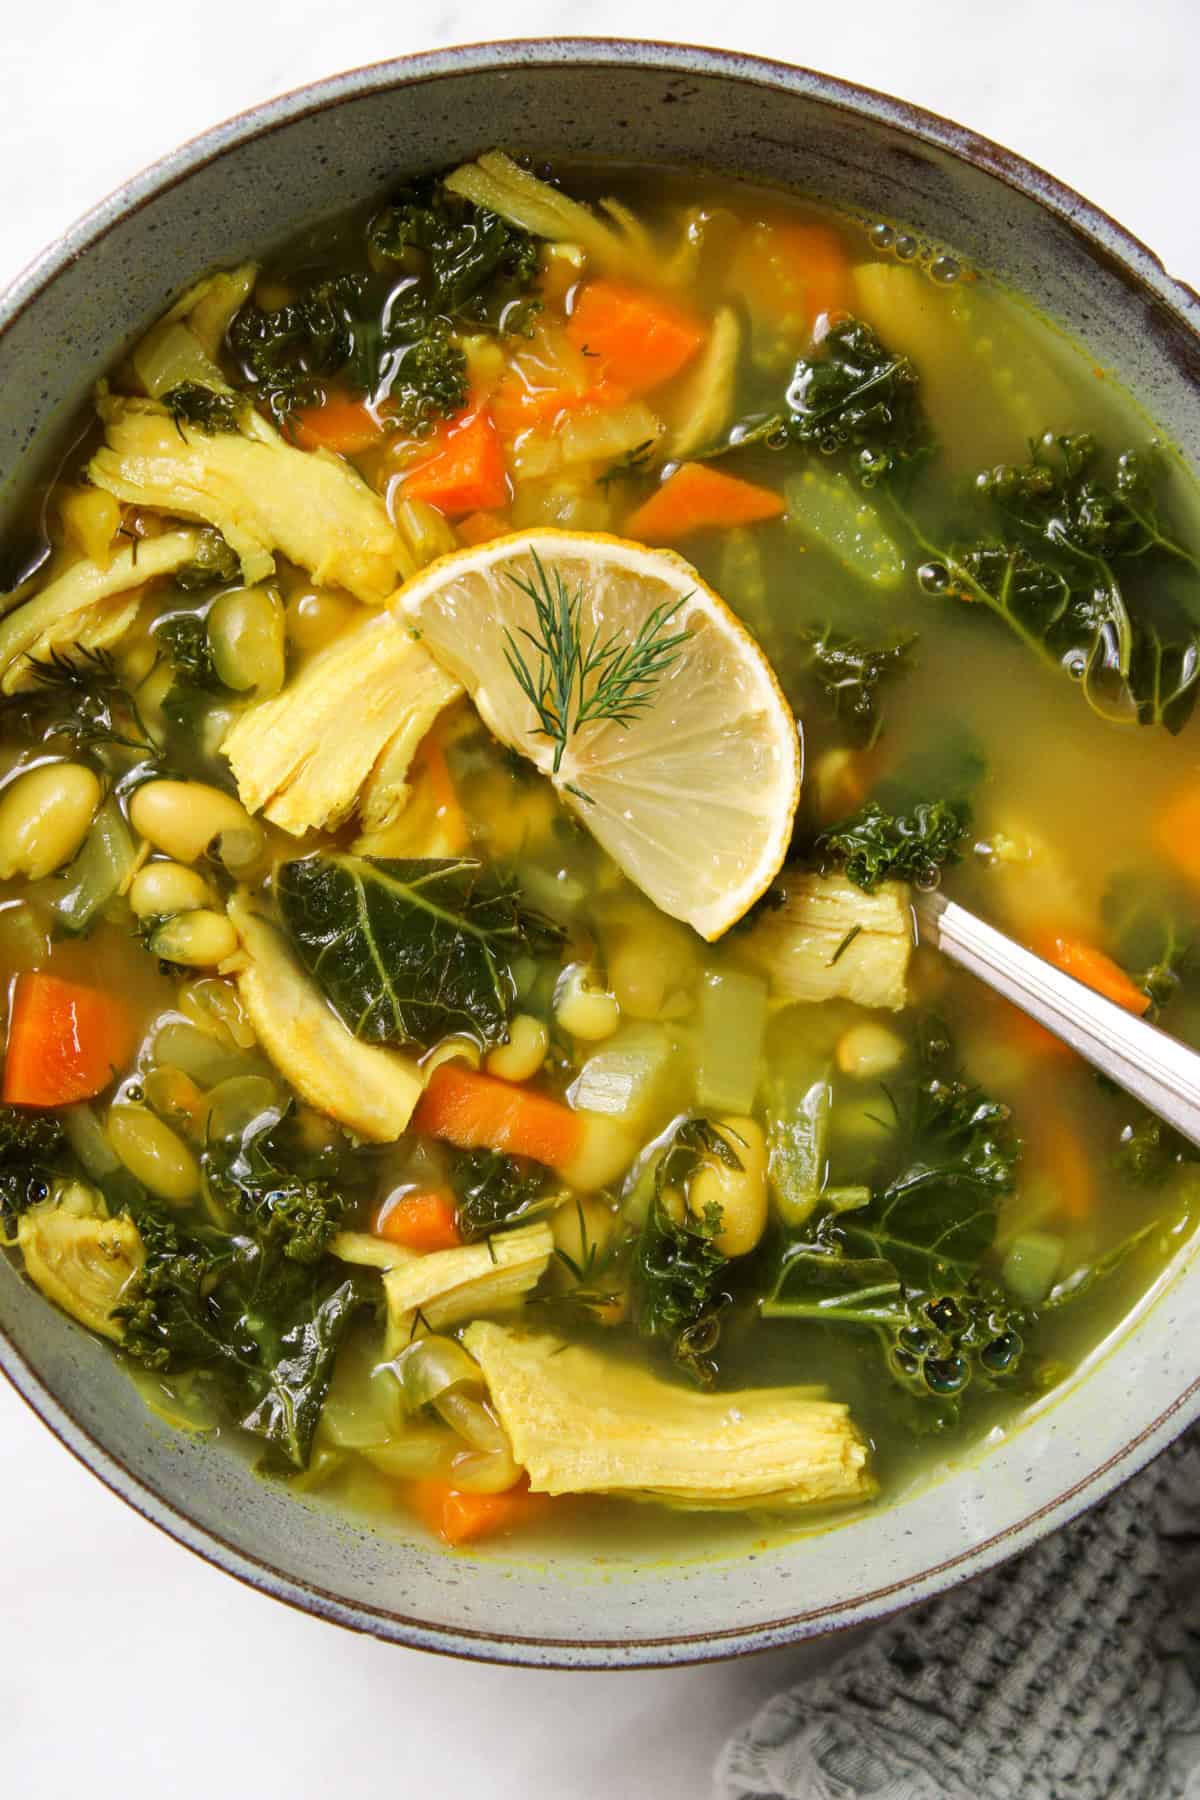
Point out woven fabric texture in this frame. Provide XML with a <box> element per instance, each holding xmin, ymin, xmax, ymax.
<box><xmin>717</xmin><ymin>1432</ymin><xmax>1200</xmax><ymax>1800</ymax></box>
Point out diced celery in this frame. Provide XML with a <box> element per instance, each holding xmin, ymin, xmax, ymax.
<box><xmin>1002</xmin><ymin>1230</ymin><xmax>1064</xmax><ymax>1306</ymax></box>
<box><xmin>784</xmin><ymin>467</ymin><xmax>904</xmax><ymax>589</ymax></box>
<box><xmin>763</xmin><ymin>1059</ymin><xmax>833</xmax><ymax>1228</ymax></box>
<box><xmin>61</xmin><ymin>1104</ymin><xmax>121</xmax><ymax>1179</ymax></box>
<box><xmin>510</xmin><ymin>859</ymin><xmax>586</xmax><ymax>923</ymax></box>
<box><xmin>567</xmin><ymin>1022</ymin><xmax>685</xmax><ymax>1133</ymax></box>
<box><xmin>695</xmin><ymin>968</ymin><xmax>768</xmax><ymax>1114</ymax></box>
<box><xmin>823</xmin><ymin>1185</ymin><xmax>872</xmax><ymax>1214</ymax></box>
<box><xmin>132</xmin><ymin>318</ymin><xmax>229</xmax><ymax>402</ymax></box>
<box><xmin>54</xmin><ymin>799</ymin><xmax>139</xmax><ymax>935</ymax></box>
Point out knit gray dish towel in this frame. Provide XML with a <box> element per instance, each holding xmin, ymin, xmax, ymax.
<box><xmin>716</xmin><ymin>1431</ymin><xmax>1200</xmax><ymax>1800</ymax></box>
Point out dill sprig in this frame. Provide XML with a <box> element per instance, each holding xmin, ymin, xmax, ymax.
<box><xmin>501</xmin><ymin>551</ymin><xmax>691</xmax><ymax>785</ymax></box>
<box><xmin>596</xmin><ymin>438</ymin><xmax>656</xmax><ymax>490</ymax></box>
<box><xmin>20</xmin><ymin>645</ymin><xmax>159</xmax><ymax>757</ymax></box>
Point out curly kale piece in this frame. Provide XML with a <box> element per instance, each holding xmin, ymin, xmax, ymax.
<box><xmin>816</xmin><ymin>797</ymin><xmax>969</xmax><ymax>893</ymax></box>
<box><xmin>0</xmin><ymin>1105</ymin><xmax>67</xmax><ymax>1223</ymax></box>
<box><xmin>202</xmin><ymin>1110</ymin><xmax>361</xmax><ymax>1265</ymax></box>
<box><xmin>632</xmin><ymin>1119</ymin><xmax>740</xmax><ymax>1388</ymax></box>
<box><xmin>173</xmin><ymin>529</ymin><xmax>241</xmax><ymax>593</ymax></box>
<box><xmin>162</xmin><ymin>382</ymin><xmax>246</xmax><ymax>436</ymax></box>
<box><xmin>228</xmin><ymin>176</ymin><xmax>540</xmax><ymax>434</ymax></box>
<box><xmin>798</xmin><ymin>626</ymin><xmax>916</xmax><ymax>744</ymax></box>
<box><xmin>368</xmin><ymin>178</ymin><xmax>541</xmax><ymax>331</ymax></box>
<box><xmin>762</xmin><ymin>1017</ymin><xmax>1023</xmax><ymax>1424</ymax></box>
<box><xmin>118</xmin><ymin>1207</ymin><xmax>367</xmax><ymax>1468</ymax></box>
<box><xmin>908</xmin><ymin>434</ymin><xmax>1200</xmax><ymax>733</ymax></box>
<box><xmin>449</xmin><ymin>1149</ymin><xmax>553</xmax><ymax>1242</ymax></box>
<box><xmin>706</xmin><ymin>316</ymin><xmax>927</xmax><ymax>484</ymax></box>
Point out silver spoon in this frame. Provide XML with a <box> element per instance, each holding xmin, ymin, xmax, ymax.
<box><xmin>914</xmin><ymin>890</ymin><xmax>1200</xmax><ymax>1152</ymax></box>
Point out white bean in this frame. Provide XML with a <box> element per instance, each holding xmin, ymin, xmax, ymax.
<box><xmin>207</xmin><ymin>585</ymin><xmax>286</xmax><ymax>696</ymax></box>
<box><xmin>688</xmin><ymin>1116</ymin><xmax>768</xmax><ymax>1258</ymax></box>
<box><xmin>129</xmin><ymin>780</ymin><xmax>256</xmax><ymax>865</ymax></box>
<box><xmin>107</xmin><ymin>1104</ymin><xmax>201</xmax><ymax>1204</ymax></box>
<box><xmin>554</xmin><ymin>963</ymin><xmax>620</xmax><ymax>1041</ymax></box>
<box><xmin>485</xmin><ymin>1013</ymin><xmax>549</xmax><ymax>1082</ymax></box>
<box><xmin>148</xmin><ymin>909</ymin><xmax>239</xmax><ymax>968</ymax></box>
<box><xmin>128</xmin><ymin>860</ymin><xmax>213</xmax><ymax>919</ymax></box>
<box><xmin>835</xmin><ymin>1022</ymin><xmax>907</xmax><ymax>1082</ymax></box>
<box><xmin>0</xmin><ymin>762</ymin><xmax>101</xmax><ymax>880</ymax></box>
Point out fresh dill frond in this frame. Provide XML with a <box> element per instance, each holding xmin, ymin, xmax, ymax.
<box><xmin>596</xmin><ymin>438</ymin><xmax>656</xmax><ymax>490</ymax></box>
<box><xmin>501</xmin><ymin>550</ymin><xmax>691</xmax><ymax>778</ymax></box>
<box><xmin>21</xmin><ymin>645</ymin><xmax>159</xmax><ymax>757</ymax></box>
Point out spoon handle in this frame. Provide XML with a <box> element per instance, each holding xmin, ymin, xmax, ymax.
<box><xmin>915</xmin><ymin>890</ymin><xmax>1200</xmax><ymax>1152</ymax></box>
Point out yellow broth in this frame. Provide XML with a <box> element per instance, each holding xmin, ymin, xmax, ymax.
<box><xmin>1</xmin><ymin>157</ymin><xmax>1199</xmax><ymax>1559</ymax></box>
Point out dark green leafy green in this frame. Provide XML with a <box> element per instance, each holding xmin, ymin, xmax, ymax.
<box><xmin>118</xmin><ymin>1208</ymin><xmax>368</xmax><ymax>1469</ymax></box>
<box><xmin>174</xmin><ymin>529</ymin><xmax>241</xmax><ymax>593</ymax></box>
<box><xmin>761</xmin><ymin>1018</ymin><xmax>1023</xmax><ymax>1420</ymax></box>
<box><xmin>202</xmin><ymin>1108</ymin><xmax>364</xmax><ymax>1264</ymax></box>
<box><xmin>162</xmin><ymin>382</ymin><xmax>247</xmax><ymax>435</ymax></box>
<box><xmin>230</xmin><ymin>175</ymin><xmax>540</xmax><ymax>432</ymax></box>
<box><xmin>0</xmin><ymin>1106</ymin><xmax>67</xmax><ymax>1225</ymax></box>
<box><xmin>631</xmin><ymin>1118</ymin><xmax>740</xmax><ymax>1388</ymax></box>
<box><xmin>449</xmin><ymin>1149</ymin><xmax>554</xmax><ymax>1242</ymax></box>
<box><xmin>368</xmin><ymin>178</ymin><xmax>541</xmax><ymax>332</ymax></box>
<box><xmin>816</xmin><ymin>798</ymin><xmax>969</xmax><ymax>893</ymax></box>
<box><xmin>704</xmin><ymin>316</ymin><xmax>927</xmax><ymax>486</ymax></box>
<box><xmin>904</xmin><ymin>435</ymin><xmax>1200</xmax><ymax>733</ymax></box>
<box><xmin>797</xmin><ymin>626</ymin><xmax>915</xmax><ymax>744</ymax></box>
<box><xmin>275</xmin><ymin>853</ymin><xmax>562</xmax><ymax>1051</ymax></box>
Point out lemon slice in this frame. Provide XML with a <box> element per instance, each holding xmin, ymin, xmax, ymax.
<box><xmin>399</xmin><ymin>529</ymin><xmax>800</xmax><ymax>940</ymax></box>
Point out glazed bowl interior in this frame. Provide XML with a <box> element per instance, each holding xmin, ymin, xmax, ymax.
<box><xmin>2</xmin><ymin>41</ymin><xmax>1199</xmax><ymax>1668</ymax></box>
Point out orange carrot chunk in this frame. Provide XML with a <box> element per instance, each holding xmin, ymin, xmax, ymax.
<box><xmin>403</xmin><ymin>407</ymin><xmax>509</xmax><ymax>517</ymax></box>
<box><xmin>1152</xmin><ymin>786</ymin><xmax>1200</xmax><ymax>893</ymax></box>
<box><xmin>3</xmin><ymin>973</ymin><xmax>132</xmax><ymax>1108</ymax></box>
<box><xmin>565</xmin><ymin>280</ymin><xmax>706</xmax><ymax>393</ymax></box>
<box><xmin>407</xmin><ymin>1476</ymin><xmax>550</xmax><ymax>1547</ymax></box>
<box><xmin>412</xmin><ymin>733</ymin><xmax>469</xmax><ymax>854</ymax></box>
<box><xmin>728</xmin><ymin>219</ymin><xmax>852</xmax><ymax>335</ymax></box>
<box><xmin>1037</xmin><ymin>933</ymin><xmax>1151</xmax><ymax>1016</ymax></box>
<box><xmin>456</xmin><ymin>510</ymin><xmax>513</xmax><ymax>547</ymax></box>
<box><xmin>290</xmin><ymin>392</ymin><xmax>388</xmax><ymax>455</ymax></box>
<box><xmin>625</xmin><ymin>462</ymin><xmax>785</xmax><ymax>543</ymax></box>
<box><xmin>412</xmin><ymin>1064</ymin><xmax>583</xmax><ymax>1173</ymax></box>
<box><xmin>376</xmin><ymin>1187</ymin><xmax>463</xmax><ymax>1253</ymax></box>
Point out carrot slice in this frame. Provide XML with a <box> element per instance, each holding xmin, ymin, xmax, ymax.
<box><xmin>1152</xmin><ymin>786</ymin><xmax>1200</xmax><ymax>893</ymax></box>
<box><xmin>456</xmin><ymin>510</ymin><xmax>513</xmax><ymax>547</ymax></box>
<box><xmin>1036</xmin><ymin>933</ymin><xmax>1150</xmax><ymax>1016</ymax></box>
<box><xmin>402</xmin><ymin>407</ymin><xmax>509</xmax><ymax>517</ymax></box>
<box><xmin>290</xmin><ymin>392</ymin><xmax>387</xmax><ymax>455</ymax></box>
<box><xmin>625</xmin><ymin>462</ymin><xmax>785</xmax><ymax>542</ymax></box>
<box><xmin>376</xmin><ymin>1187</ymin><xmax>462</xmax><ymax>1253</ymax></box>
<box><xmin>3</xmin><ymin>973</ymin><xmax>132</xmax><ymax>1107</ymax></box>
<box><xmin>407</xmin><ymin>1475</ymin><xmax>550</xmax><ymax>1547</ymax></box>
<box><xmin>491</xmin><ymin>373</ymin><xmax>627</xmax><ymax>442</ymax></box>
<box><xmin>413</xmin><ymin>1063</ymin><xmax>583</xmax><ymax>1172</ymax></box>
<box><xmin>565</xmin><ymin>280</ymin><xmax>706</xmax><ymax>393</ymax></box>
<box><xmin>728</xmin><ymin>219</ymin><xmax>851</xmax><ymax>334</ymax></box>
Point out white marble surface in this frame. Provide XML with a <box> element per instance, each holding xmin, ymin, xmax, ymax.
<box><xmin>0</xmin><ymin>5</ymin><xmax>1196</xmax><ymax>1796</ymax></box>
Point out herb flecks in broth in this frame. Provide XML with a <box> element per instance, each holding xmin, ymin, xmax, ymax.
<box><xmin>1</xmin><ymin>150</ymin><xmax>1198</xmax><ymax>1556</ymax></box>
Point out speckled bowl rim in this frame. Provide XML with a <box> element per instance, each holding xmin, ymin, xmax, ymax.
<box><xmin>2</xmin><ymin>37</ymin><xmax>1199</xmax><ymax>1669</ymax></box>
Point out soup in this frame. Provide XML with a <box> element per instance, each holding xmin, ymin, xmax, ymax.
<box><xmin>1</xmin><ymin>150</ymin><xmax>1198</xmax><ymax>1554</ymax></box>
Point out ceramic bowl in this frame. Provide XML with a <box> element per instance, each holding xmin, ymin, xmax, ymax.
<box><xmin>2</xmin><ymin>40</ymin><xmax>1198</xmax><ymax>1668</ymax></box>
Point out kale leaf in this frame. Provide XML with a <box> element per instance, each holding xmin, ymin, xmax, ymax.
<box><xmin>761</xmin><ymin>1018</ymin><xmax>1023</xmax><ymax>1420</ymax></box>
<box><xmin>816</xmin><ymin>797</ymin><xmax>969</xmax><ymax>892</ymax></box>
<box><xmin>449</xmin><ymin>1149</ymin><xmax>553</xmax><ymax>1242</ymax></box>
<box><xmin>368</xmin><ymin>178</ymin><xmax>541</xmax><ymax>331</ymax></box>
<box><xmin>908</xmin><ymin>435</ymin><xmax>1200</xmax><ymax>733</ymax></box>
<box><xmin>202</xmin><ymin>1108</ymin><xmax>361</xmax><ymax>1265</ymax></box>
<box><xmin>797</xmin><ymin>626</ymin><xmax>916</xmax><ymax>744</ymax></box>
<box><xmin>0</xmin><ymin>1105</ymin><xmax>67</xmax><ymax>1224</ymax></box>
<box><xmin>229</xmin><ymin>176</ymin><xmax>540</xmax><ymax>433</ymax></box>
<box><xmin>162</xmin><ymin>382</ymin><xmax>246</xmax><ymax>435</ymax></box>
<box><xmin>119</xmin><ymin>1208</ymin><xmax>368</xmax><ymax>1469</ymax></box>
<box><xmin>631</xmin><ymin>1118</ymin><xmax>739</xmax><ymax>1388</ymax></box>
<box><xmin>705</xmin><ymin>316</ymin><xmax>927</xmax><ymax>485</ymax></box>
<box><xmin>275</xmin><ymin>853</ymin><xmax>562</xmax><ymax>1051</ymax></box>
<box><xmin>173</xmin><ymin>529</ymin><xmax>241</xmax><ymax>593</ymax></box>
